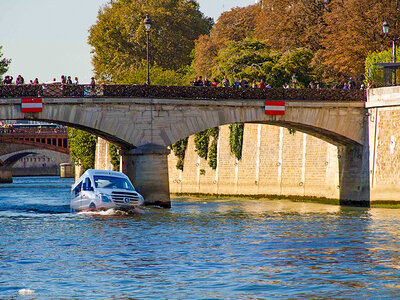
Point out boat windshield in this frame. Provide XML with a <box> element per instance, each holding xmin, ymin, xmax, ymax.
<box><xmin>93</xmin><ymin>175</ymin><xmax>134</xmax><ymax>191</ymax></box>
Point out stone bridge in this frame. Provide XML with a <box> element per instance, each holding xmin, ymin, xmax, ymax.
<box><xmin>0</xmin><ymin>127</ymin><xmax>69</xmax><ymax>154</ymax></box>
<box><xmin>0</xmin><ymin>85</ymin><xmax>368</xmax><ymax>207</ymax></box>
<box><xmin>0</xmin><ymin>143</ymin><xmax>71</xmax><ymax>183</ymax></box>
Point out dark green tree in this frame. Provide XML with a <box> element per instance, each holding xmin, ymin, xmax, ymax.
<box><xmin>88</xmin><ymin>0</ymin><xmax>212</xmax><ymax>84</ymax></box>
<box><xmin>212</xmin><ymin>39</ymin><xmax>315</xmax><ymax>87</ymax></box>
<box><xmin>0</xmin><ymin>46</ymin><xmax>11</xmax><ymax>80</ymax></box>
<box><xmin>109</xmin><ymin>143</ymin><xmax>121</xmax><ymax>171</ymax></box>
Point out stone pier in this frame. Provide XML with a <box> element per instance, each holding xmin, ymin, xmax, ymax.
<box><xmin>60</xmin><ymin>163</ymin><xmax>75</xmax><ymax>178</ymax></box>
<box><xmin>338</xmin><ymin>143</ymin><xmax>370</xmax><ymax>206</ymax></box>
<box><xmin>120</xmin><ymin>144</ymin><xmax>171</xmax><ymax>208</ymax></box>
<box><xmin>0</xmin><ymin>166</ymin><xmax>13</xmax><ymax>183</ymax></box>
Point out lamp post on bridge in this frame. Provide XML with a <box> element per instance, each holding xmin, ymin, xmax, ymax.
<box><xmin>382</xmin><ymin>21</ymin><xmax>400</xmax><ymax>85</ymax></box>
<box><xmin>144</xmin><ymin>14</ymin><xmax>153</xmax><ymax>85</ymax></box>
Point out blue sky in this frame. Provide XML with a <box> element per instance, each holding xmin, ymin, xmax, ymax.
<box><xmin>0</xmin><ymin>0</ymin><xmax>255</xmax><ymax>84</ymax></box>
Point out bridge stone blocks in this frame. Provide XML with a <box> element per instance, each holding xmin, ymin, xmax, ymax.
<box><xmin>367</xmin><ymin>87</ymin><xmax>400</xmax><ymax>202</ymax></box>
<box><xmin>169</xmin><ymin>124</ymin><xmax>341</xmax><ymax>200</ymax></box>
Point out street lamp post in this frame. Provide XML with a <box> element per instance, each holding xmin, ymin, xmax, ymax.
<box><xmin>382</xmin><ymin>21</ymin><xmax>399</xmax><ymax>85</ymax></box>
<box><xmin>144</xmin><ymin>14</ymin><xmax>152</xmax><ymax>85</ymax></box>
<box><xmin>291</xmin><ymin>73</ymin><xmax>297</xmax><ymax>89</ymax></box>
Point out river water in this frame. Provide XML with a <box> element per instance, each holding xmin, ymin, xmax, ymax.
<box><xmin>1</xmin><ymin>177</ymin><xmax>400</xmax><ymax>299</ymax></box>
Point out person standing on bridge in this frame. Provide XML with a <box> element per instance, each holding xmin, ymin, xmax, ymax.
<box><xmin>16</xmin><ymin>75</ymin><xmax>24</xmax><ymax>85</ymax></box>
<box><xmin>91</xmin><ymin>77</ymin><xmax>96</xmax><ymax>89</ymax></box>
<box><xmin>222</xmin><ymin>76</ymin><xmax>230</xmax><ymax>87</ymax></box>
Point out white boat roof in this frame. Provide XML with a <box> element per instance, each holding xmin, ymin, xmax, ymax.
<box><xmin>83</xmin><ymin>169</ymin><xmax>127</xmax><ymax>178</ymax></box>
<box><xmin>72</xmin><ymin>169</ymin><xmax>129</xmax><ymax>190</ymax></box>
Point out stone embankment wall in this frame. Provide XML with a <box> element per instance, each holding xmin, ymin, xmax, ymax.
<box><xmin>94</xmin><ymin>124</ymin><xmax>340</xmax><ymax>200</ymax></box>
<box><xmin>367</xmin><ymin>87</ymin><xmax>400</xmax><ymax>202</ymax></box>
<box><xmin>168</xmin><ymin>124</ymin><xmax>340</xmax><ymax>199</ymax></box>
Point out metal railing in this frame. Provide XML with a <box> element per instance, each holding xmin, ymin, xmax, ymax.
<box><xmin>0</xmin><ymin>127</ymin><xmax>67</xmax><ymax>135</ymax></box>
<box><xmin>0</xmin><ymin>84</ymin><xmax>367</xmax><ymax>101</ymax></box>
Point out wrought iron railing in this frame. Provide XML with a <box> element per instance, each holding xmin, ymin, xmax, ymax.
<box><xmin>0</xmin><ymin>84</ymin><xmax>367</xmax><ymax>101</ymax></box>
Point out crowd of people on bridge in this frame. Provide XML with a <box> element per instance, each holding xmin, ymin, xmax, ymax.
<box><xmin>2</xmin><ymin>72</ymin><xmax>368</xmax><ymax>90</ymax></box>
<box><xmin>1</xmin><ymin>75</ymin><xmax>96</xmax><ymax>87</ymax></box>
<box><xmin>192</xmin><ymin>76</ymin><xmax>367</xmax><ymax>90</ymax></box>
<box><xmin>0</xmin><ymin>122</ymin><xmax>14</xmax><ymax>133</ymax></box>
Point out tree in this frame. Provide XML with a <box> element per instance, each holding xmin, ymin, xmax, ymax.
<box><xmin>67</xmin><ymin>128</ymin><xmax>97</xmax><ymax>172</ymax></box>
<box><xmin>109</xmin><ymin>61</ymin><xmax>189</xmax><ymax>85</ymax></box>
<box><xmin>0</xmin><ymin>46</ymin><xmax>11</xmax><ymax>80</ymax></box>
<box><xmin>365</xmin><ymin>47</ymin><xmax>400</xmax><ymax>86</ymax></box>
<box><xmin>319</xmin><ymin>0</ymin><xmax>400</xmax><ymax>81</ymax></box>
<box><xmin>192</xmin><ymin>4</ymin><xmax>260</xmax><ymax>77</ymax></box>
<box><xmin>212</xmin><ymin>39</ymin><xmax>315</xmax><ymax>87</ymax></box>
<box><xmin>88</xmin><ymin>0</ymin><xmax>212</xmax><ymax>83</ymax></box>
<box><xmin>254</xmin><ymin>0</ymin><xmax>328</xmax><ymax>53</ymax></box>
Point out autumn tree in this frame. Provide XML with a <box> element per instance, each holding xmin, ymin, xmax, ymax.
<box><xmin>88</xmin><ymin>0</ymin><xmax>212</xmax><ymax>84</ymax></box>
<box><xmin>192</xmin><ymin>4</ymin><xmax>261</xmax><ymax>77</ymax></box>
<box><xmin>319</xmin><ymin>0</ymin><xmax>400</xmax><ymax>81</ymax></box>
<box><xmin>0</xmin><ymin>46</ymin><xmax>11</xmax><ymax>80</ymax></box>
<box><xmin>254</xmin><ymin>0</ymin><xmax>328</xmax><ymax>53</ymax></box>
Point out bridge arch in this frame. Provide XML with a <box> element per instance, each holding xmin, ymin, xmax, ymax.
<box><xmin>0</xmin><ymin>145</ymin><xmax>71</xmax><ymax>183</ymax></box>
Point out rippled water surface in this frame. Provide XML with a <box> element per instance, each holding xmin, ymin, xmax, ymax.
<box><xmin>2</xmin><ymin>177</ymin><xmax>400</xmax><ymax>299</ymax></box>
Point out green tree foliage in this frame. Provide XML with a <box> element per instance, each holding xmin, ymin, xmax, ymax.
<box><xmin>88</xmin><ymin>0</ymin><xmax>212</xmax><ymax>83</ymax></box>
<box><xmin>109</xmin><ymin>143</ymin><xmax>120</xmax><ymax>171</ymax></box>
<box><xmin>365</xmin><ymin>47</ymin><xmax>400</xmax><ymax>86</ymax></box>
<box><xmin>208</xmin><ymin>140</ymin><xmax>218</xmax><ymax>170</ymax></box>
<box><xmin>171</xmin><ymin>138</ymin><xmax>188</xmax><ymax>171</ymax></box>
<box><xmin>229</xmin><ymin>124</ymin><xmax>244</xmax><ymax>161</ymax></box>
<box><xmin>194</xmin><ymin>130</ymin><xmax>209</xmax><ymax>159</ymax></box>
<box><xmin>67</xmin><ymin>128</ymin><xmax>97</xmax><ymax>172</ymax></box>
<box><xmin>213</xmin><ymin>39</ymin><xmax>314</xmax><ymax>87</ymax></box>
<box><xmin>0</xmin><ymin>46</ymin><xmax>11</xmax><ymax>80</ymax></box>
<box><xmin>193</xmin><ymin>127</ymin><xmax>219</xmax><ymax>169</ymax></box>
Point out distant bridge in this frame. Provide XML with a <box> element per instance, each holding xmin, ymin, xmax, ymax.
<box><xmin>0</xmin><ymin>84</ymin><xmax>368</xmax><ymax>208</ymax></box>
<box><xmin>0</xmin><ymin>127</ymin><xmax>69</xmax><ymax>154</ymax></box>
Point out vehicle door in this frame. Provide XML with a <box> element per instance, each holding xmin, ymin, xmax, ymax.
<box><xmin>71</xmin><ymin>181</ymin><xmax>83</xmax><ymax>211</ymax></box>
<box><xmin>81</xmin><ymin>177</ymin><xmax>96</xmax><ymax>208</ymax></box>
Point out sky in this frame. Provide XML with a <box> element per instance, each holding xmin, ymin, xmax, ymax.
<box><xmin>0</xmin><ymin>0</ymin><xmax>255</xmax><ymax>84</ymax></box>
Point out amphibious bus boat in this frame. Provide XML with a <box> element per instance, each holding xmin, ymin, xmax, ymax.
<box><xmin>70</xmin><ymin>169</ymin><xmax>144</xmax><ymax>212</ymax></box>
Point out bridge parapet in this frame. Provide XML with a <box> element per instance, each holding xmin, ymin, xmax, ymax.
<box><xmin>0</xmin><ymin>84</ymin><xmax>366</xmax><ymax>101</ymax></box>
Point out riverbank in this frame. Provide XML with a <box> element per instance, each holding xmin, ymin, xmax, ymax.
<box><xmin>172</xmin><ymin>193</ymin><xmax>400</xmax><ymax>209</ymax></box>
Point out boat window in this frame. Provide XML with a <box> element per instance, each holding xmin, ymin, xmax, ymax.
<box><xmin>93</xmin><ymin>175</ymin><xmax>134</xmax><ymax>191</ymax></box>
<box><xmin>84</xmin><ymin>177</ymin><xmax>93</xmax><ymax>190</ymax></box>
<box><xmin>73</xmin><ymin>181</ymin><xmax>82</xmax><ymax>197</ymax></box>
